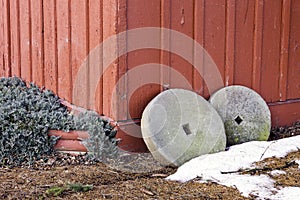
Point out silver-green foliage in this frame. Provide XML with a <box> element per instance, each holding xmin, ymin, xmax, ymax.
<box><xmin>0</xmin><ymin>77</ymin><xmax>118</xmax><ymax>166</ymax></box>
<box><xmin>0</xmin><ymin>77</ymin><xmax>73</xmax><ymax>165</ymax></box>
<box><xmin>74</xmin><ymin>112</ymin><xmax>118</xmax><ymax>161</ymax></box>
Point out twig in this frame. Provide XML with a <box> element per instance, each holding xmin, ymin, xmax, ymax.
<box><xmin>151</xmin><ymin>173</ymin><xmax>168</xmax><ymax>178</ymax></box>
<box><xmin>260</xmin><ymin>141</ymin><xmax>276</xmax><ymax>160</ymax></box>
<box><xmin>140</xmin><ymin>188</ymin><xmax>154</xmax><ymax>196</ymax></box>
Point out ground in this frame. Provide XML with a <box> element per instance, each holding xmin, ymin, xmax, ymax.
<box><xmin>0</xmin><ymin>162</ymin><xmax>247</xmax><ymax>199</ymax></box>
<box><xmin>0</xmin><ymin>122</ymin><xmax>299</xmax><ymax>199</ymax></box>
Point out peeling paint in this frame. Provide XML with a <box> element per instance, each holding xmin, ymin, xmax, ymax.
<box><xmin>180</xmin><ymin>16</ymin><xmax>185</xmax><ymax>25</ymax></box>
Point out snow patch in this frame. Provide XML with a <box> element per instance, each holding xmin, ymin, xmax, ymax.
<box><xmin>215</xmin><ymin>174</ymin><xmax>276</xmax><ymax>198</ymax></box>
<box><xmin>296</xmin><ymin>160</ymin><xmax>300</xmax><ymax>169</ymax></box>
<box><xmin>271</xmin><ymin>187</ymin><xmax>300</xmax><ymax>200</ymax></box>
<box><xmin>167</xmin><ymin>135</ymin><xmax>300</xmax><ymax>199</ymax></box>
<box><xmin>269</xmin><ymin>170</ymin><xmax>286</xmax><ymax>176</ymax></box>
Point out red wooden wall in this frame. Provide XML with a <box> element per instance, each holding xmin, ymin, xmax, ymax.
<box><xmin>1</xmin><ymin>0</ymin><xmax>299</xmax><ymax>130</ymax></box>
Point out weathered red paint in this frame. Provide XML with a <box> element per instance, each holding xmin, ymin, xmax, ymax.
<box><xmin>43</xmin><ymin>0</ymin><xmax>58</xmax><ymax>93</ymax></box>
<box><xmin>269</xmin><ymin>100</ymin><xmax>300</xmax><ymax>127</ymax></box>
<box><xmin>1</xmin><ymin>0</ymin><xmax>11</xmax><ymax>77</ymax></box>
<box><xmin>260</xmin><ymin>0</ymin><xmax>282</xmax><ymax>102</ymax></box>
<box><xmin>288</xmin><ymin>0</ymin><xmax>300</xmax><ymax>100</ymax></box>
<box><xmin>117</xmin><ymin>123</ymin><xmax>149</xmax><ymax>152</ymax></box>
<box><xmin>9</xmin><ymin>0</ymin><xmax>21</xmax><ymax>77</ymax></box>
<box><xmin>88</xmin><ymin>0</ymin><xmax>103</xmax><ymax>112</ymax></box>
<box><xmin>279</xmin><ymin>0</ymin><xmax>291</xmax><ymax>102</ymax></box>
<box><xmin>31</xmin><ymin>0</ymin><xmax>43</xmax><ymax>87</ymax></box>
<box><xmin>0</xmin><ymin>0</ymin><xmax>299</xmax><ymax>152</ymax></box>
<box><xmin>57</xmin><ymin>0</ymin><xmax>71</xmax><ymax>101</ymax></box>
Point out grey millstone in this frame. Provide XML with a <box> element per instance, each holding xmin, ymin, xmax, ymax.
<box><xmin>141</xmin><ymin>89</ymin><xmax>226</xmax><ymax>166</ymax></box>
<box><xmin>209</xmin><ymin>85</ymin><xmax>271</xmax><ymax>145</ymax></box>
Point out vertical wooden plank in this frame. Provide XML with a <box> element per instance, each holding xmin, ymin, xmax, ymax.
<box><xmin>160</xmin><ymin>0</ymin><xmax>171</xmax><ymax>92</ymax></box>
<box><xmin>279</xmin><ymin>0</ymin><xmax>291</xmax><ymax>101</ymax></box>
<box><xmin>57</xmin><ymin>0</ymin><xmax>71</xmax><ymax>101</ymax></box>
<box><xmin>71</xmin><ymin>0</ymin><xmax>89</xmax><ymax>108</ymax></box>
<box><xmin>19</xmin><ymin>0</ymin><xmax>31</xmax><ymax>81</ymax></box>
<box><xmin>102</xmin><ymin>0</ymin><xmax>118</xmax><ymax>119</ymax></box>
<box><xmin>9</xmin><ymin>0</ymin><xmax>21</xmax><ymax>77</ymax></box>
<box><xmin>115</xmin><ymin>0</ymin><xmax>127</xmax><ymax>120</ymax></box>
<box><xmin>88</xmin><ymin>0</ymin><xmax>103</xmax><ymax>113</ymax></box>
<box><xmin>119</xmin><ymin>0</ymin><xmax>157</xmax><ymax>152</ymax></box>
<box><xmin>260</xmin><ymin>0</ymin><xmax>282</xmax><ymax>102</ymax></box>
<box><xmin>235</xmin><ymin>0</ymin><xmax>255</xmax><ymax>88</ymax></box>
<box><xmin>193</xmin><ymin>0</ymin><xmax>204</xmax><ymax>96</ymax></box>
<box><xmin>0</xmin><ymin>0</ymin><xmax>4</xmax><ymax>76</ymax></box>
<box><xmin>31</xmin><ymin>0</ymin><xmax>44</xmax><ymax>86</ymax></box>
<box><xmin>43</xmin><ymin>0</ymin><xmax>57</xmax><ymax>92</ymax></box>
<box><xmin>169</xmin><ymin>0</ymin><xmax>194</xmax><ymax>90</ymax></box>
<box><xmin>287</xmin><ymin>0</ymin><xmax>300</xmax><ymax>100</ymax></box>
<box><xmin>102</xmin><ymin>0</ymin><xmax>149</xmax><ymax>152</ymax></box>
<box><xmin>126</xmin><ymin>0</ymin><xmax>161</xmax><ymax>119</ymax></box>
<box><xmin>203</xmin><ymin>0</ymin><xmax>226</xmax><ymax>98</ymax></box>
<box><xmin>2</xmin><ymin>0</ymin><xmax>11</xmax><ymax>77</ymax></box>
<box><xmin>252</xmin><ymin>0</ymin><xmax>264</xmax><ymax>93</ymax></box>
<box><xmin>225</xmin><ymin>0</ymin><xmax>235</xmax><ymax>86</ymax></box>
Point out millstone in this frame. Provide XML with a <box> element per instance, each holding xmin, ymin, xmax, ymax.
<box><xmin>209</xmin><ymin>85</ymin><xmax>271</xmax><ymax>145</ymax></box>
<box><xmin>141</xmin><ymin>89</ymin><xmax>226</xmax><ymax>166</ymax></box>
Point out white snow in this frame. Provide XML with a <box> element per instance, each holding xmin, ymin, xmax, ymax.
<box><xmin>296</xmin><ymin>160</ymin><xmax>300</xmax><ymax>169</ymax></box>
<box><xmin>269</xmin><ymin>170</ymin><xmax>286</xmax><ymax>176</ymax></box>
<box><xmin>167</xmin><ymin>135</ymin><xmax>300</xmax><ymax>199</ymax></box>
<box><xmin>271</xmin><ymin>187</ymin><xmax>300</xmax><ymax>200</ymax></box>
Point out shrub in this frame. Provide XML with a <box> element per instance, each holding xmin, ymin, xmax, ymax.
<box><xmin>0</xmin><ymin>77</ymin><xmax>118</xmax><ymax>166</ymax></box>
<box><xmin>74</xmin><ymin>111</ymin><xmax>119</xmax><ymax>161</ymax></box>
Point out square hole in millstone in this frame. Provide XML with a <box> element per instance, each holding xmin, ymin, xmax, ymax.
<box><xmin>234</xmin><ymin>116</ymin><xmax>243</xmax><ymax>125</ymax></box>
<box><xmin>182</xmin><ymin>123</ymin><xmax>192</xmax><ymax>135</ymax></box>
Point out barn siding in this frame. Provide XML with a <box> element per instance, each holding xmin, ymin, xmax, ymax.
<box><xmin>0</xmin><ymin>0</ymin><xmax>299</xmax><ymax>128</ymax></box>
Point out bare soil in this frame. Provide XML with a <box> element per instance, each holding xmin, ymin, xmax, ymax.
<box><xmin>0</xmin><ymin>121</ymin><xmax>299</xmax><ymax>200</ymax></box>
<box><xmin>0</xmin><ymin>163</ymin><xmax>248</xmax><ymax>200</ymax></box>
<box><xmin>253</xmin><ymin>150</ymin><xmax>300</xmax><ymax>188</ymax></box>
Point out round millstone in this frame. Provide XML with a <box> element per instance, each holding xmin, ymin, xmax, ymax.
<box><xmin>209</xmin><ymin>85</ymin><xmax>271</xmax><ymax>145</ymax></box>
<box><xmin>141</xmin><ymin>89</ymin><xmax>226</xmax><ymax>166</ymax></box>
